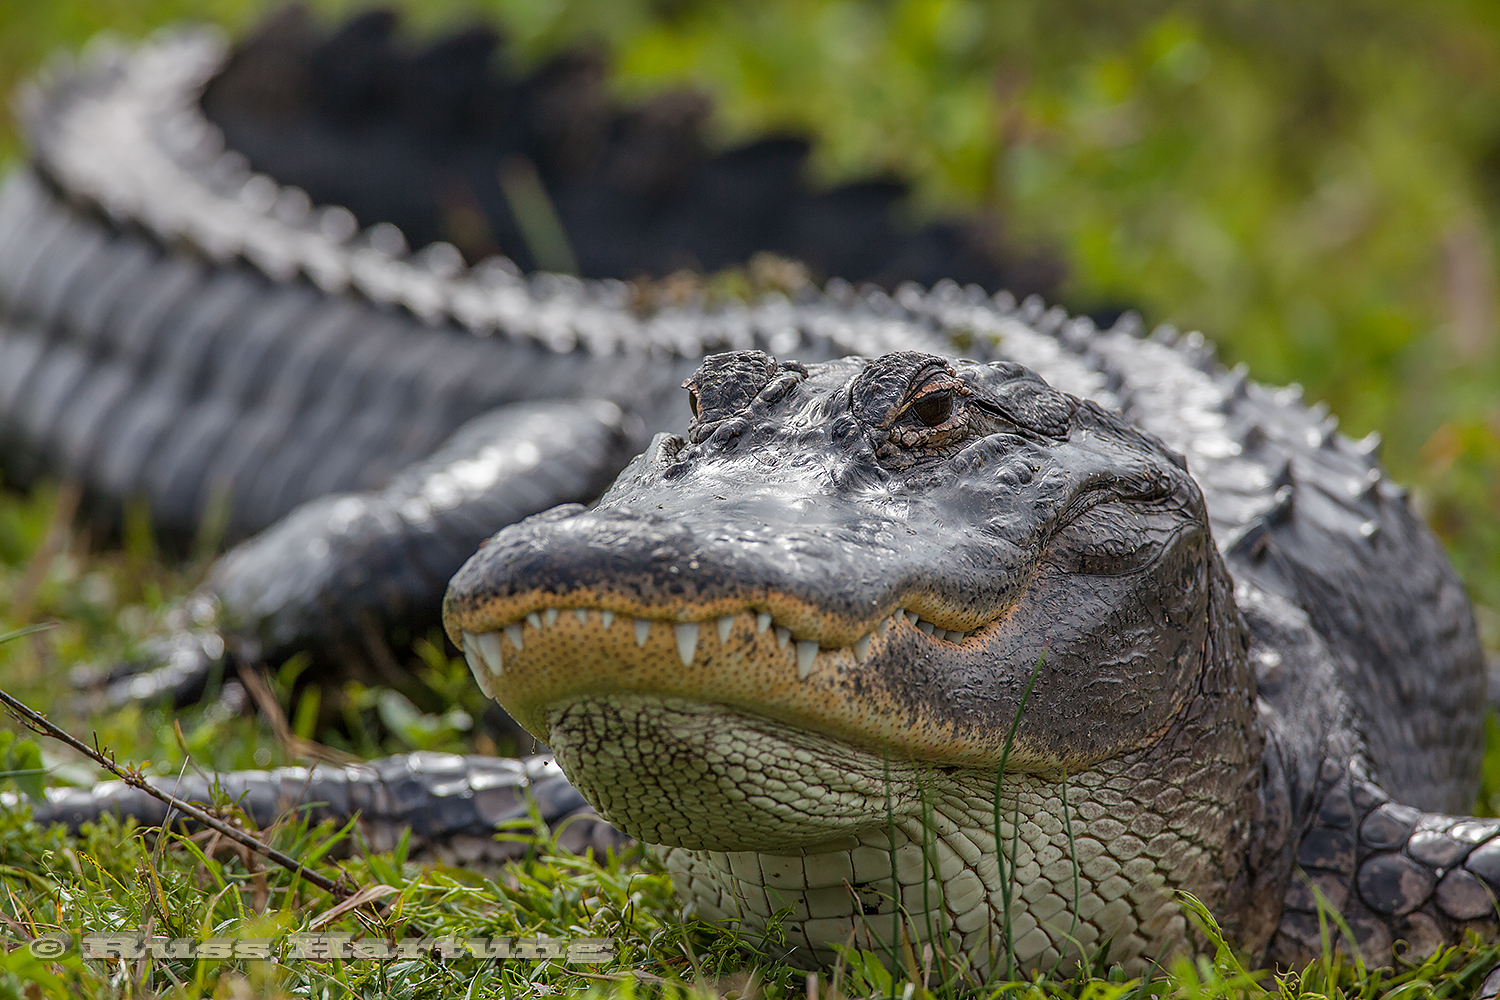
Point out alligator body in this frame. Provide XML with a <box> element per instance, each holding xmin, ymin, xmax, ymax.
<box><xmin>1</xmin><ymin>13</ymin><xmax>1493</xmax><ymax>977</ymax></box>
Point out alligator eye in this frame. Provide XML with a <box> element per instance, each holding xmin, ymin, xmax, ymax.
<box><xmin>687</xmin><ymin>390</ymin><xmax>701</xmax><ymax>419</ymax></box>
<box><xmin>911</xmin><ymin>392</ymin><xmax>952</xmax><ymax>427</ymax></box>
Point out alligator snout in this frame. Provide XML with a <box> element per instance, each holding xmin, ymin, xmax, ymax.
<box><xmin>444</xmin><ymin>499</ymin><xmax>968</xmax><ymax>647</ymax></box>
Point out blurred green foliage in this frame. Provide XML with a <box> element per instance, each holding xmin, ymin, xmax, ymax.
<box><xmin>2</xmin><ymin>0</ymin><xmax>1496</xmax><ymax>629</ymax></box>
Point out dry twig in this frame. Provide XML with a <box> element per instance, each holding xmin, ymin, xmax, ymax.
<box><xmin>0</xmin><ymin>684</ymin><xmax>387</xmax><ymax>915</ymax></box>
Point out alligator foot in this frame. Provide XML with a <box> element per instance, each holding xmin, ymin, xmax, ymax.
<box><xmin>1268</xmin><ymin>758</ymin><xmax>1500</xmax><ymax>970</ymax></box>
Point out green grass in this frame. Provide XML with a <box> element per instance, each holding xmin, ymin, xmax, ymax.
<box><xmin>2</xmin><ymin>0</ymin><xmax>1500</xmax><ymax>996</ymax></box>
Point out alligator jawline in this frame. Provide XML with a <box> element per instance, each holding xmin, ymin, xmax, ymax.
<box><xmin>452</xmin><ymin>602</ymin><xmax>1059</xmax><ymax>766</ymax></box>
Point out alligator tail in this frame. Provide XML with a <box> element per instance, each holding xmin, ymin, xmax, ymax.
<box><xmin>19</xmin><ymin>753</ymin><xmax>628</xmax><ymax>864</ymax></box>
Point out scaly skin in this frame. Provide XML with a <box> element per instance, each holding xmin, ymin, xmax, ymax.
<box><xmin>5</xmin><ymin>14</ymin><xmax>1492</xmax><ymax>976</ymax></box>
<box><xmin>29</xmin><ymin>753</ymin><xmax>626</xmax><ymax>865</ymax></box>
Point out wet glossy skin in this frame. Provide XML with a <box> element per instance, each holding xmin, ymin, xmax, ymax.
<box><xmin>444</xmin><ymin>350</ymin><xmax>1219</xmax><ymax>768</ymax></box>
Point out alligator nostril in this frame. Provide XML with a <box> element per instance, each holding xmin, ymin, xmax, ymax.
<box><xmin>651</xmin><ymin>433</ymin><xmax>687</xmax><ymax>466</ymax></box>
<box><xmin>831</xmin><ymin>415</ymin><xmax>859</xmax><ymax>441</ymax></box>
<box><xmin>706</xmin><ymin>416</ymin><xmax>750</xmax><ymax>448</ymax></box>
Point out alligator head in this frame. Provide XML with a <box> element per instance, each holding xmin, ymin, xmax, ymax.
<box><xmin>444</xmin><ymin>350</ymin><xmax>1260</xmax><ymax>972</ymax></box>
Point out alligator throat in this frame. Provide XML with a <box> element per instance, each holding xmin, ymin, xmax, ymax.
<box><xmin>545</xmin><ymin>695</ymin><xmax>1230</xmax><ymax>973</ymax></box>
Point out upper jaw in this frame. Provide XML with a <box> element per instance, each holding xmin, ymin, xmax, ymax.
<box><xmin>445</xmin><ymin>508</ymin><xmax>1213</xmax><ymax>770</ymax></box>
<box><xmin>444</xmin><ymin>569</ymin><xmax>1031</xmax><ymax>763</ymax></box>
<box><xmin>441</xmin><ymin>484</ymin><xmax>1036</xmax><ymax>648</ymax></box>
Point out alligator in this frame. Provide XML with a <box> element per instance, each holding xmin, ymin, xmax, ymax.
<box><xmin>2</xmin><ymin>9</ymin><xmax>1495</xmax><ymax>980</ymax></box>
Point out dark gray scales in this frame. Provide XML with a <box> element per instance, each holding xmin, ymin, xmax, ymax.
<box><xmin>0</xmin><ymin>11</ymin><xmax>1492</xmax><ymax>972</ymax></box>
<box><xmin>32</xmin><ymin>752</ymin><xmax>626</xmax><ymax>864</ymax></box>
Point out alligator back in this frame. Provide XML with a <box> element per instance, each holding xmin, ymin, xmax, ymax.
<box><xmin>0</xmin><ymin>169</ymin><xmax>612</xmax><ymax>544</ymax></box>
<box><xmin>0</xmin><ymin>18</ymin><xmax>1484</xmax><ymax>821</ymax></box>
<box><xmin>1076</xmin><ymin>326</ymin><xmax>1486</xmax><ymax>813</ymax></box>
<box><xmin>0</xmin><ymin>17</ymin><xmax>1053</xmax><ymax>547</ymax></box>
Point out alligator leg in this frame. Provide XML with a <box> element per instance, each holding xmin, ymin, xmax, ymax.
<box><xmin>1266</xmin><ymin>759</ymin><xmax>1500</xmax><ymax>968</ymax></box>
<box><xmin>80</xmin><ymin>399</ymin><xmax>635</xmax><ymax>709</ymax></box>
<box><xmin>24</xmin><ymin>752</ymin><xmax>629</xmax><ymax>864</ymax></box>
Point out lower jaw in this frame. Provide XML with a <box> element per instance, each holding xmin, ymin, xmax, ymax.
<box><xmin>543</xmin><ymin>694</ymin><xmax>912</xmax><ymax>852</ymax></box>
<box><xmin>655</xmin><ymin>821</ymin><xmax>983</xmax><ymax>971</ymax></box>
<box><xmin>545</xmin><ymin>695</ymin><xmax>1201</xmax><ymax>977</ymax></box>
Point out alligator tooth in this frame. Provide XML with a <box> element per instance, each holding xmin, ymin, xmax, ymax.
<box><xmin>476</xmin><ymin>632</ymin><xmax>504</xmax><ymax>677</ymax></box>
<box><xmin>601</xmin><ymin>610</ymin><xmax>614</xmax><ymax>629</ymax></box>
<box><xmin>543</xmin><ymin>608</ymin><xmax>558</xmax><ymax>627</ymax></box>
<box><xmin>775</xmin><ymin>626</ymin><xmax>791</xmax><ymax>649</ymax></box>
<box><xmin>634</xmin><ymin>619</ymin><xmax>652</xmax><ymax>646</ymax></box>
<box><xmin>905</xmin><ymin>611</ymin><xmax>919</xmax><ymax>626</ymax></box>
<box><xmin>527</xmin><ymin>612</ymin><xmax>542</xmax><ymax>630</ymax></box>
<box><xmin>853</xmin><ymin>635</ymin><xmax>872</xmax><ymax>661</ymax></box>
<box><xmin>918</xmin><ymin>620</ymin><xmax>936</xmax><ymax>636</ymax></box>
<box><xmin>796</xmin><ymin>640</ymin><xmax>819</xmax><ymax>679</ymax></box>
<box><xmin>504</xmin><ymin>623</ymin><xmax>524</xmax><ymax>651</ymax></box>
<box><xmin>575</xmin><ymin>609</ymin><xmax>589</xmax><ymax>625</ymax></box>
<box><xmin>460</xmin><ymin>634</ymin><xmax>493</xmax><ymax>697</ymax></box>
<box><xmin>717</xmin><ymin>616</ymin><xmax>735</xmax><ymax>644</ymax></box>
<box><xmin>756</xmin><ymin>612</ymin><xmax>772</xmax><ymax>633</ymax></box>
<box><xmin>675</xmin><ymin>624</ymin><xmax>700</xmax><ymax>666</ymax></box>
